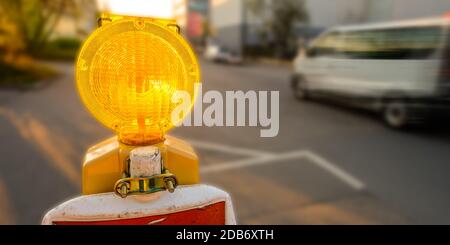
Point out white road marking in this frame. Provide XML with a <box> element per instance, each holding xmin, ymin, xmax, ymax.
<box><xmin>301</xmin><ymin>150</ymin><xmax>366</xmax><ymax>191</ymax></box>
<box><xmin>191</xmin><ymin>140</ymin><xmax>365</xmax><ymax>191</ymax></box>
<box><xmin>188</xmin><ymin>139</ymin><xmax>274</xmax><ymax>157</ymax></box>
<box><xmin>200</xmin><ymin>152</ymin><xmax>303</xmax><ymax>174</ymax></box>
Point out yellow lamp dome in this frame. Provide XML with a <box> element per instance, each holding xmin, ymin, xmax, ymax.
<box><xmin>76</xmin><ymin>16</ymin><xmax>200</xmax><ymax>145</ymax></box>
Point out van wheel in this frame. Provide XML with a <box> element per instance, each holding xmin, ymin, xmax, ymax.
<box><xmin>292</xmin><ymin>76</ymin><xmax>309</xmax><ymax>100</ymax></box>
<box><xmin>383</xmin><ymin>100</ymin><xmax>409</xmax><ymax>129</ymax></box>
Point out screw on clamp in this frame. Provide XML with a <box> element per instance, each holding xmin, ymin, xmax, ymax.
<box><xmin>164</xmin><ymin>177</ymin><xmax>176</xmax><ymax>193</ymax></box>
<box><xmin>115</xmin><ymin>181</ymin><xmax>130</xmax><ymax>198</ymax></box>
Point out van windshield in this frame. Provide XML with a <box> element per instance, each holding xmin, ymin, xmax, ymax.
<box><xmin>311</xmin><ymin>26</ymin><xmax>442</xmax><ymax>60</ymax></box>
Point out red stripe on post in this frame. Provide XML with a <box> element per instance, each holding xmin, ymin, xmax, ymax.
<box><xmin>53</xmin><ymin>202</ymin><xmax>226</xmax><ymax>225</ymax></box>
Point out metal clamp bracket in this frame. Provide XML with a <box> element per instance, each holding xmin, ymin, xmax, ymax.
<box><xmin>114</xmin><ymin>169</ymin><xmax>178</xmax><ymax>198</ymax></box>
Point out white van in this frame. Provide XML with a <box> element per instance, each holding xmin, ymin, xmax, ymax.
<box><xmin>292</xmin><ymin>16</ymin><xmax>450</xmax><ymax>128</ymax></box>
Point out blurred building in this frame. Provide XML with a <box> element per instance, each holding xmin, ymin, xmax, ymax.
<box><xmin>209</xmin><ymin>0</ymin><xmax>244</xmax><ymax>55</ymax></box>
<box><xmin>174</xmin><ymin>0</ymin><xmax>189</xmax><ymax>31</ymax></box>
<box><xmin>209</xmin><ymin>0</ymin><xmax>450</xmax><ymax>56</ymax></box>
<box><xmin>174</xmin><ymin>0</ymin><xmax>209</xmax><ymax>45</ymax></box>
<box><xmin>51</xmin><ymin>1</ymin><xmax>98</xmax><ymax>41</ymax></box>
<box><xmin>366</xmin><ymin>0</ymin><xmax>450</xmax><ymax>22</ymax></box>
<box><xmin>52</xmin><ymin>11</ymin><xmax>97</xmax><ymax>40</ymax></box>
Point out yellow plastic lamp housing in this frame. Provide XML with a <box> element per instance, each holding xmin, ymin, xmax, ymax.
<box><xmin>76</xmin><ymin>15</ymin><xmax>200</xmax><ymax>145</ymax></box>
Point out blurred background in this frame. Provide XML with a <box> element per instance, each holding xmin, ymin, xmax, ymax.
<box><xmin>0</xmin><ymin>0</ymin><xmax>450</xmax><ymax>224</ymax></box>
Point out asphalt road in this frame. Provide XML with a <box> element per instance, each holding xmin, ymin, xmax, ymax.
<box><xmin>1</xmin><ymin>60</ymin><xmax>450</xmax><ymax>224</ymax></box>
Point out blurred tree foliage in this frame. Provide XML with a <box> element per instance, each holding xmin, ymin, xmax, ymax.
<box><xmin>272</xmin><ymin>0</ymin><xmax>308</xmax><ymax>58</ymax></box>
<box><xmin>0</xmin><ymin>0</ymin><xmax>92</xmax><ymax>57</ymax></box>
<box><xmin>246</xmin><ymin>0</ymin><xmax>308</xmax><ymax>58</ymax></box>
<box><xmin>0</xmin><ymin>0</ymin><xmax>94</xmax><ymax>87</ymax></box>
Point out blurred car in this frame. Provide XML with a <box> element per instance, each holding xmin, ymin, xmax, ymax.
<box><xmin>292</xmin><ymin>16</ymin><xmax>450</xmax><ymax>128</ymax></box>
<box><xmin>204</xmin><ymin>44</ymin><xmax>243</xmax><ymax>65</ymax></box>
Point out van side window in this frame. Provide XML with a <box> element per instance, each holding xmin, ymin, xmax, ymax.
<box><xmin>307</xmin><ymin>32</ymin><xmax>344</xmax><ymax>58</ymax></box>
<box><xmin>337</xmin><ymin>27</ymin><xmax>441</xmax><ymax>60</ymax></box>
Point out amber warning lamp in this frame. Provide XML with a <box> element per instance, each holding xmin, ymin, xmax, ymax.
<box><xmin>42</xmin><ymin>13</ymin><xmax>236</xmax><ymax>225</ymax></box>
<box><xmin>76</xmin><ymin>14</ymin><xmax>200</xmax><ymax>146</ymax></box>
